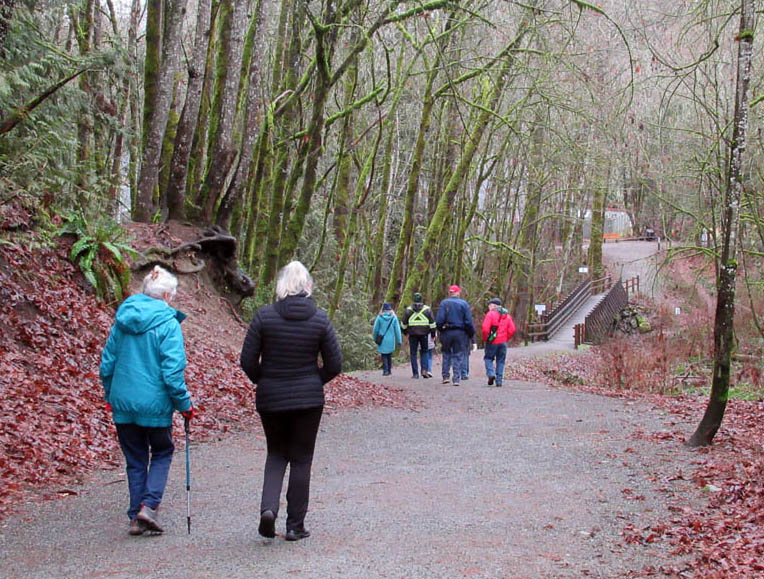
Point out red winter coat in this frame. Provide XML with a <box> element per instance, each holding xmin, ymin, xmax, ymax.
<box><xmin>481</xmin><ymin>309</ymin><xmax>516</xmax><ymax>344</ymax></box>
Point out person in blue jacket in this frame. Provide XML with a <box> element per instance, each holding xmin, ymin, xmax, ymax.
<box><xmin>100</xmin><ymin>265</ymin><xmax>195</xmax><ymax>536</ymax></box>
<box><xmin>373</xmin><ymin>302</ymin><xmax>402</xmax><ymax>376</ymax></box>
<box><xmin>436</xmin><ymin>284</ymin><xmax>475</xmax><ymax>385</ymax></box>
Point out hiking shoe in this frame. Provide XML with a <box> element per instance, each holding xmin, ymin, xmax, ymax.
<box><xmin>488</xmin><ymin>375</ymin><xmax>495</xmax><ymax>386</ymax></box>
<box><xmin>442</xmin><ymin>377</ymin><xmax>450</xmax><ymax>384</ymax></box>
<box><xmin>137</xmin><ymin>504</ymin><xmax>164</xmax><ymax>533</ymax></box>
<box><xmin>496</xmin><ymin>382</ymin><xmax>502</xmax><ymax>387</ymax></box>
<box><xmin>258</xmin><ymin>510</ymin><xmax>276</xmax><ymax>538</ymax></box>
<box><xmin>285</xmin><ymin>528</ymin><xmax>311</xmax><ymax>542</ymax></box>
<box><xmin>129</xmin><ymin>518</ymin><xmax>147</xmax><ymax>536</ymax></box>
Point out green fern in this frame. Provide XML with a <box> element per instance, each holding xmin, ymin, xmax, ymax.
<box><xmin>59</xmin><ymin>212</ymin><xmax>135</xmax><ymax>304</ymax></box>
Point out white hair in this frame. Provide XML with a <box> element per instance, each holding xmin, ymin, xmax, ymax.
<box><xmin>275</xmin><ymin>261</ymin><xmax>313</xmax><ymax>300</ymax></box>
<box><xmin>142</xmin><ymin>265</ymin><xmax>178</xmax><ymax>300</ymax></box>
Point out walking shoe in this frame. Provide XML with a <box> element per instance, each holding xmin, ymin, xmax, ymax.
<box><xmin>442</xmin><ymin>377</ymin><xmax>450</xmax><ymax>384</ymax></box>
<box><xmin>496</xmin><ymin>382</ymin><xmax>502</xmax><ymax>387</ymax></box>
<box><xmin>488</xmin><ymin>375</ymin><xmax>495</xmax><ymax>386</ymax></box>
<box><xmin>461</xmin><ymin>376</ymin><xmax>469</xmax><ymax>381</ymax></box>
<box><xmin>137</xmin><ymin>504</ymin><xmax>164</xmax><ymax>533</ymax></box>
<box><xmin>412</xmin><ymin>374</ymin><xmax>419</xmax><ymax>379</ymax></box>
<box><xmin>285</xmin><ymin>528</ymin><xmax>311</xmax><ymax>541</ymax></box>
<box><xmin>129</xmin><ymin>518</ymin><xmax>147</xmax><ymax>536</ymax></box>
<box><xmin>452</xmin><ymin>380</ymin><xmax>460</xmax><ymax>386</ymax></box>
<box><xmin>258</xmin><ymin>510</ymin><xmax>276</xmax><ymax>538</ymax></box>
<box><xmin>423</xmin><ymin>371</ymin><xmax>432</xmax><ymax>378</ymax></box>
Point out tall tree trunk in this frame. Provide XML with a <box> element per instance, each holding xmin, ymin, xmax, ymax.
<box><xmin>216</xmin><ymin>0</ymin><xmax>266</xmax><ymax>232</ymax></box>
<box><xmin>511</xmin><ymin>113</ymin><xmax>544</xmax><ymax>333</ymax></box>
<box><xmin>70</xmin><ymin>0</ymin><xmax>95</xmax><ymax>190</ymax></box>
<box><xmin>588</xmin><ymin>156</ymin><xmax>607</xmax><ymax>279</ymax></box>
<box><xmin>259</xmin><ymin>0</ymin><xmax>303</xmax><ymax>286</ymax></box>
<box><xmin>332</xmin><ymin>37</ymin><xmax>359</xmax><ymax>248</ymax></box>
<box><xmin>688</xmin><ymin>0</ymin><xmax>755</xmax><ymax>447</ymax></box>
<box><xmin>135</xmin><ymin>0</ymin><xmax>187</xmax><ymax>222</ymax></box>
<box><xmin>166</xmin><ymin>0</ymin><xmax>214</xmax><ymax>221</ymax></box>
<box><xmin>199</xmin><ymin>0</ymin><xmax>247</xmax><ymax>223</ymax></box>
<box><xmin>0</xmin><ymin>0</ymin><xmax>15</xmax><ymax>59</ymax></box>
<box><xmin>385</xmin><ymin>57</ymin><xmax>438</xmax><ymax>304</ymax></box>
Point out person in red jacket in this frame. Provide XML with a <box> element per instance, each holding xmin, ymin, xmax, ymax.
<box><xmin>481</xmin><ymin>298</ymin><xmax>516</xmax><ymax>387</ymax></box>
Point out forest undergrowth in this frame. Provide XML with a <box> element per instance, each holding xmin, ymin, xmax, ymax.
<box><xmin>506</xmin><ymin>256</ymin><xmax>764</xmax><ymax>577</ymax></box>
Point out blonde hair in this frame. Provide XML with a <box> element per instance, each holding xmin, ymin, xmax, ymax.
<box><xmin>275</xmin><ymin>261</ymin><xmax>313</xmax><ymax>300</ymax></box>
<box><xmin>142</xmin><ymin>265</ymin><xmax>178</xmax><ymax>300</ymax></box>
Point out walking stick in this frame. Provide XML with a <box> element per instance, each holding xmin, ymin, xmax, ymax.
<box><xmin>184</xmin><ymin>417</ymin><xmax>191</xmax><ymax>535</ymax></box>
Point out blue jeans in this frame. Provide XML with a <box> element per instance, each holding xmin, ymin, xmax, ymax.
<box><xmin>116</xmin><ymin>423</ymin><xmax>174</xmax><ymax>520</ymax></box>
<box><xmin>408</xmin><ymin>335</ymin><xmax>428</xmax><ymax>376</ymax></box>
<box><xmin>484</xmin><ymin>343</ymin><xmax>508</xmax><ymax>385</ymax></box>
<box><xmin>423</xmin><ymin>349</ymin><xmax>433</xmax><ymax>373</ymax></box>
<box><xmin>440</xmin><ymin>330</ymin><xmax>467</xmax><ymax>383</ymax></box>
<box><xmin>462</xmin><ymin>341</ymin><xmax>472</xmax><ymax>379</ymax></box>
<box><xmin>381</xmin><ymin>353</ymin><xmax>392</xmax><ymax>374</ymax></box>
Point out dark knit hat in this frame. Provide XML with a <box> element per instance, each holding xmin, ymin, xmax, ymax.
<box><xmin>488</xmin><ymin>298</ymin><xmax>502</xmax><ymax>306</ymax></box>
<box><xmin>382</xmin><ymin>302</ymin><xmax>392</xmax><ymax>311</ymax></box>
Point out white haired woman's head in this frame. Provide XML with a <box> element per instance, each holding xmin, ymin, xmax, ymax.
<box><xmin>276</xmin><ymin>261</ymin><xmax>313</xmax><ymax>300</ymax></box>
<box><xmin>142</xmin><ymin>265</ymin><xmax>178</xmax><ymax>301</ymax></box>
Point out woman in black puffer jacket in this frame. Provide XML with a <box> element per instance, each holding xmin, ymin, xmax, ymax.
<box><xmin>241</xmin><ymin>261</ymin><xmax>342</xmax><ymax>542</ymax></box>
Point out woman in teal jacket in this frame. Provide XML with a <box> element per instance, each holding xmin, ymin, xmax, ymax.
<box><xmin>372</xmin><ymin>302</ymin><xmax>402</xmax><ymax>376</ymax></box>
<box><xmin>100</xmin><ymin>265</ymin><xmax>194</xmax><ymax>536</ymax></box>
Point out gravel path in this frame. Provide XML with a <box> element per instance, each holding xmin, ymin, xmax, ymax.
<box><xmin>0</xmin><ymin>241</ymin><xmax>701</xmax><ymax>578</ymax></box>
<box><xmin>0</xmin><ymin>361</ymin><xmax>700</xmax><ymax>578</ymax></box>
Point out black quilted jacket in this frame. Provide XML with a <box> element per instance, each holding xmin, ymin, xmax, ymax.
<box><xmin>240</xmin><ymin>294</ymin><xmax>342</xmax><ymax>413</ymax></box>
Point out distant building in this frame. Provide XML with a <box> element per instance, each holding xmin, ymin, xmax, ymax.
<box><xmin>581</xmin><ymin>207</ymin><xmax>633</xmax><ymax>240</ymax></box>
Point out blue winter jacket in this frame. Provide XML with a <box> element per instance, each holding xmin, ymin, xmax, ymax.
<box><xmin>373</xmin><ymin>312</ymin><xmax>402</xmax><ymax>355</ymax></box>
<box><xmin>100</xmin><ymin>294</ymin><xmax>192</xmax><ymax>427</ymax></box>
<box><xmin>436</xmin><ymin>297</ymin><xmax>475</xmax><ymax>337</ymax></box>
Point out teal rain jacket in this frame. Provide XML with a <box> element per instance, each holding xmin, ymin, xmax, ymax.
<box><xmin>100</xmin><ymin>294</ymin><xmax>192</xmax><ymax>427</ymax></box>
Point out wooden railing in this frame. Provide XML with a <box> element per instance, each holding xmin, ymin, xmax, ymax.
<box><xmin>525</xmin><ymin>275</ymin><xmax>611</xmax><ymax>343</ymax></box>
<box><xmin>574</xmin><ymin>275</ymin><xmax>639</xmax><ymax>348</ymax></box>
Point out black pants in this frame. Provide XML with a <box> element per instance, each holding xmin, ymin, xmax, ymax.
<box><xmin>258</xmin><ymin>406</ymin><xmax>323</xmax><ymax>532</ymax></box>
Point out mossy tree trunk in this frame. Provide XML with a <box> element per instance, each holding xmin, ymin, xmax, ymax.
<box><xmin>216</xmin><ymin>0</ymin><xmax>266</xmax><ymax>231</ymax></box>
<box><xmin>166</xmin><ymin>0</ymin><xmax>214</xmax><ymax>221</ymax></box>
<box><xmin>135</xmin><ymin>0</ymin><xmax>187</xmax><ymax>222</ymax></box>
<box><xmin>199</xmin><ymin>0</ymin><xmax>247</xmax><ymax>223</ymax></box>
<box><xmin>688</xmin><ymin>0</ymin><xmax>755</xmax><ymax>447</ymax></box>
<box><xmin>259</xmin><ymin>0</ymin><xmax>303</xmax><ymax>286</ymax></box>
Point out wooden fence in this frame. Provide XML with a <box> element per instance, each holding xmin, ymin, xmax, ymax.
<box><xmin>525</xmin><ymin>275</ymin><xmax>611</xmax><ymax>343</ymax></box>
<box><xmin>574</xmin><ymin>275</ymin><xmax>640</xmax><ymax>348</ymax></box>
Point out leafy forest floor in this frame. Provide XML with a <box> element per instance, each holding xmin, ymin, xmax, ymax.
<box><xmin>0</xmin><ymin>226</ymin><xmax>763</xmax><ymax>577</ymax></box>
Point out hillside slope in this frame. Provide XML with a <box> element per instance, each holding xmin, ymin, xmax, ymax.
<box><xmin>0</xmin><ymin>226</ymin><xmax>412</xmax><ymax>519</ymax></box>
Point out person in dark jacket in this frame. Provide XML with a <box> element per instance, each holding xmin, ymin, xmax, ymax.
<box><xmin>100</xmin><ymin>265</ymin><xmax>195</xmax><ymax>536</ymax></box>
<box><xmin>400</xmin><ymin>292</ymin><xmax>436</xmax><ymax>379</ymax></box>
<box><xmin>435</xmin><ymin>284</ymin><xmax>475</xmax><ymax>386</ymax></box>
<box><xmin>240</xmin><ymin>261</ymin><xmax>342</xmax><ymax>542</ymax></box>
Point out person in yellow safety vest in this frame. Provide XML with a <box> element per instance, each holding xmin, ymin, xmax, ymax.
<box><xmin>401</xmin><ymin>292</ymin><xmax>437</xmax><ymax>379</ymax></box>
